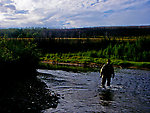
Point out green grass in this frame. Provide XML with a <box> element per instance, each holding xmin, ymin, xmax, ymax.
<box><xmin>111</xmin><ymin>59</ymin><xmax>150</xmax><ymax>68</ymax></box>
<box><xmin>38</xmin><ymin>62</ymin><xmax>97</xmax><ymax>72</ymax></box>
<box><xmin>41</xmin><ymin>52</ymin><xmax>150</xmax><ymax>69</ymax></box>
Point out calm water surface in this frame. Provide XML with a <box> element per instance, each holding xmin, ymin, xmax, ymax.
<box><xmin>37</xmin><ymin>68</ymin><xmax>150</xmax><ymax>113</ymax></box>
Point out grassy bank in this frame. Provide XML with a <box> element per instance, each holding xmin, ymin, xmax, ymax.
<box><xmin>41</xmin><ymin>52</ymin><xmax>150</xmax><ymax>70</ymax></box>
<box><xmin>40</xmin><ymin>37</ymin><xmax>150</xmax><ymax>70</ymax></box>
<box><xmin>39</xmin><ymin>62</ymin><xmax>98</xmax><ymax>72</ymax></box>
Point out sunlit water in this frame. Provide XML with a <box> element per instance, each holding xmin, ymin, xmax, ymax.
<box><xmin>37</xmin><ymin>68</ymin><xmax>150</xmax><ymax>113</ymax></box>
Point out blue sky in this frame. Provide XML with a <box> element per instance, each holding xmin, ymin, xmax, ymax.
<box><xmin>0</xmin><ymin>0</ymin><xmax>150</xmax><ymax>28</ymax></box>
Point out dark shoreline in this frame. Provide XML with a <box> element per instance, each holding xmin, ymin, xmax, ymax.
<box><xmin>0</xmin><ymin>72</ymin><xmax>59</xmax><ymax>113</ymax></box>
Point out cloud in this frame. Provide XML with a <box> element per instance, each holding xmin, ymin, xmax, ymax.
<box><xmin>15</xmin><ymin>10</ymin><xmax>29</xmax><ymax>14</ymax></box>
<box><xmin>5</xmin><ymin>4</ymin><xmax>16</xmax><ymax>10</ymax></box>
<box><xmin>0</xmin><ymin>0</ymin><xmax>150</xmax><ymax>28</ymax></box>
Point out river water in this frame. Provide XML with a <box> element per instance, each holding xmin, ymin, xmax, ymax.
<box><xmin>37</xmin><ymin>68</ymin><xmax>150</xmax><ymax>113</ymax></box>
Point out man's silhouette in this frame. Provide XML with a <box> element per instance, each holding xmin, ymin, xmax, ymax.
<box><xmin>100</xmin><ymin>59</ymin><xmax>115</xmax><ymax>88</ymax></box>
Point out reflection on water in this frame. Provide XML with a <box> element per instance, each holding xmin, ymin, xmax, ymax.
<box><xmin>99</xmin><ymin>89</ymin><xmax>114</xmax><ymax>106</ymax></box>
<box><xmin>100</xmin><ymin>89</ymin><xmax>114</xmax><ymax>101</ymax></box>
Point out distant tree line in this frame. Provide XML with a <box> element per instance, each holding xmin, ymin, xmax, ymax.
<box><xmin>0</xmin><ymin>26</ymin><xmax>150</xmax><ymax>38</ymax></box>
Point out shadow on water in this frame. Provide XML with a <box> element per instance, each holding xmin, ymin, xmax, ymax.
<box><xmin>99</xmin><ymin>89</ymin><xmax>114</xmax><ymax>106</ymax></box>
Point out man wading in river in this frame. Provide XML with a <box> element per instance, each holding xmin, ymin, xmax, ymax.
<box><xmin>100</xmin><ymin>59</ymin><xmax>115</xmax><ymax>88</ymax></box>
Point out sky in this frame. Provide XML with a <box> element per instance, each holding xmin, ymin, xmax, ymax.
<box><xmin>0</xmin><ymin>0</ymin><xmax>150</xmax><ymax>28</ymax></box>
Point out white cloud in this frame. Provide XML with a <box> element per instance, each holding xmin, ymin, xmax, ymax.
<box><xmin>0</xmin><ymin>0</ymin><xmax>150</xmax><ymax>28</ymax></box>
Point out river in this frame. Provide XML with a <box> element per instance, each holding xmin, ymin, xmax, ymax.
<box><xmin>37</xmin><ymin>68</ymin><xmax>150</xmax><ymax>113</ymax></box>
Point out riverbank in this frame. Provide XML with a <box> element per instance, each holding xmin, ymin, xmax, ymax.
<box><xmin>0</xmin><ymin>75</ymin><xmax>59</xmax><ymax>113</ymax></box>
<box><xmin>0</xmin><ymin>39</ymin><xmax>59</xmax><ymax>112</ymax></box>
<box><xmin>40</xmin><ymin>58</ymin><xmax>150</xmax><ymax>71</ymax></box>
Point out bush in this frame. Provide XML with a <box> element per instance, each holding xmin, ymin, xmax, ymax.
<box><xmin>0</xmin><ymin>39</ymin><xmax>40</xmax><ymax>79</ymax></box>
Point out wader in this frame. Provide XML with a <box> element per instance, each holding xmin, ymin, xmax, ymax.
<box><xmin>101</xmin><ymin>75</ymin><xmax>111</xmax><ymax>87</ymax></box>
<box><xmin>100</xmin><ymin>63</ymin><xmax>114</xmax><ymax>88</ymax></box>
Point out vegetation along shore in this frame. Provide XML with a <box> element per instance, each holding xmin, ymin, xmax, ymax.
<box><xmin>39</xmin><ymin>37</ymin><xmax>150</xmax><ymax>70</ymax></box>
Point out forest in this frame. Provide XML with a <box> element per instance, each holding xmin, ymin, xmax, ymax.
<box><xmin>0</xmin><ymin>26</ymin><xmax>150</xmax><ymax>39</ymax></box>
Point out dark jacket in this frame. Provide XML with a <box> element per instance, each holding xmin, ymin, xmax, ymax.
<box><xmin>100</xmin><ymin>63</ymin><xmax>114</xmax><ymax>78</ymax></box>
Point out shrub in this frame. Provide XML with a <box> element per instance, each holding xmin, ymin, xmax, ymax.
<box><xmin>0</xmin><ymin>39</ymin><xmax>40</xmax><ymax>79</ymax></box>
